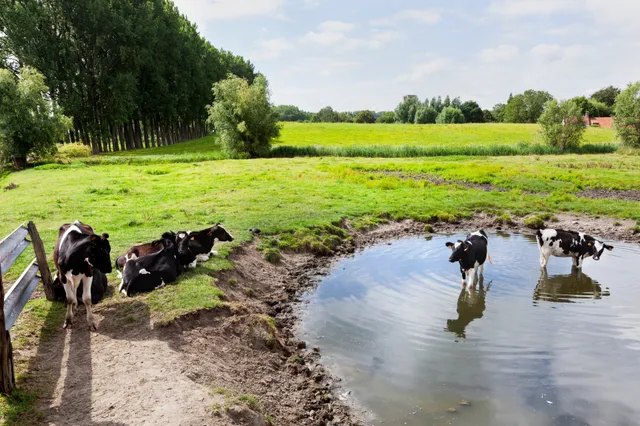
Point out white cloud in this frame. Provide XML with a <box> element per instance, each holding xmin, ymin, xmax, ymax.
<box><xmin>253</xmin><ymin>37</ymin><xmax>294</xmax><ymax>61</ymax></box>
<box><xmin>396</xmin><ymin>58</ymin><xmax>451</xmax><ymax>82</ymax></box>
<box><xmin>301</xmin><ymin>22</ymin><xmax>398</xmax><ymax>51</ymax></box>
<box><xmin>171</xmin><ymin>0</ymin><xmax>284</xmax><ymax>24</ymax></box>
<box><xmin>488</xmin><ymin>0</ymin><xmax>579</xmax><ymax>16</ymax></box>
<box><xmin>371</xmin><ymin>9</ymin><xmax>441</xmax><ymax>26</ymax></box>
<box><xmin>478</xmin><ymin>45</ymin><xmax>519</xmax><ymax>62</ymax></box>
<box><xmin>530</xmin><ymin>44</ymin><xmax>584</xmax><ymax>63</ymax></box>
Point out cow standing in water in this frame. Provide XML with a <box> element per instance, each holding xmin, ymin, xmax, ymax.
<box><xmin>53</xmin><ymin>221</ymin><xmax>112</xmax><ymax>330</ymax></box>
<box><xmin>446</xmin><ymin>230</ymin><xmax>493</xmax><ymax>287</ymax></box>
<box><xmin>536</xmin><ymin>229</ymin><xmax>613</xmax><ymax>269</ymax></box>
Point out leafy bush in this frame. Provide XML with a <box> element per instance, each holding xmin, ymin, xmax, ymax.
<box><xmin>354</xmin><ymin>110</ymin><xmax>375</xmax><ymax>123</ymax></box>
<box><xmin>57</xmin><ymin>143</ymin><xmax>91</xmax><ymax>158</ymax></box>
<box><xmin>0</xmin><ymin>67</ymin><xmax>71</xmax><ymax>168</ymax></box>
<box><xmin>436</xmin><ymin>107</ymin><xmax>465</xmax><ymax>124</ymax></box>
<box><xmin>207</xmin><ymin>74</ymin><xmax>280</xmax><ymax>158</ymax></box>
<box><xmin>538</xmin><ymin>99</ymin><xmax>585</xmax><ymax>150</ymax></box>
<box><xmin>414</xmin><ymin>106</ymin><xmax>438</xmax><ymax>124</ymax></box>
<box><xmin>376</xmin><ymin>112</ymin><xmax>396</xmax><ymax>123</ymax></box>
<box><xmin>613</xmin><ymin>81</ymin><xmax>640</xmax><ymax>147</ymax></box>
<box><xmin>524</xmin><ymin>215</ymin><xmax>545</xmax><ymax>229</ymax></box>
<box><xmin>460</xmin><ymin>101</ymin><xmax>484</xmax><ymax>123</ymax></box>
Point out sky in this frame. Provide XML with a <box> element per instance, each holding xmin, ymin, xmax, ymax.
<box><xmin>171</xmin><ymin>0</ymin><xmax>640</xmax><ymax>112</ymax></box>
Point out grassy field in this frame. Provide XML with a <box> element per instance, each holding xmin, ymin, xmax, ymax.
<box><xmin>0</xmin><ymin>125</ymin><xmax>637</xmax><ymax>422</ymax></box>
<box><xmin>275</xmin><ymin>122</ymin><xmax>617</xmax><ymax>147</ymax></box>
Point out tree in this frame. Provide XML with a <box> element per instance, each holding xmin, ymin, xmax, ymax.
<box><xmin>376</xmin><ymin>111</ymin><xmax>396</xmax><ymax>123</ymax></box>
<box><xmin>354</xmin><ymin>110</ymin><xmax>375</xmax><ymax>123</ymax></box>
<box><xmin>0</xmin><ymin>67</ymin><xmax>71</xmax><ymax>167</ymax></box>
<box><xmin>538</xmin><ymin>99</ymin><xmax>585</xmax><ymax>150</ymax></box>
<box><xmin>312</xmin><ymin>106</ymin><xmax>340</xmax><ymax>123</ymax></box>
<box><xmin>613</xmin><ymin>82</ymin><xmax>640</xmax><ymax>147</ymax></box>
<box><xmin>591</xmin><ymin>86</ymin><xmax>621</xmax><ymax>107</ymax></box>
<box><xmin>460</xmin><ymin>101</ymin><xmax>484</xmax><ymax>123</ymax></box>
<box><xmin>414</xmin><ymin>106</ymin><xmax>438</xmax><ymax>124</ymax></box>
<box><xmin>274</xmin><ymin>105</ymin><xmax>310</xmax><ymax>121</ymax></box>
<box><xmin>436</xmin><ymin>107</ymin><xmax>465</xmax><ymax>124</ymax></box>
<box><xmin>443</xmin><ymin>95</ymin><xmax>451</xmax><ymax>108</ymax></box>
<box><xmin>394</xmin><ymin>95</ymin><xmax>421</xmax><ymax>123</ymax></box>
<box><xmin>207</xmin><ymin>74</ymin><xmax>280</xmax><ymax>158</ymax></box>
<box><xmin>503</xmin><ymin>95</ymin><xmax>528</xmax><ymax>122</ymax></box>
<box><xmin>492</xmin><ymin>103</ymin><xmax>506</xmax><ymax>122</ymax></box>
<box><xmin>570</xmin><ymin>96</ymin><xmax>612</xmax><ymax>117</ymax></box>
<box><xmin>451</xmin><ymin>97</ymin><xmax>462</xmax><ymax>109</ymax></box>
<box><xmin>483</xmin><ymin>110</ymin><xmax>496</xmax><ymax>122</ymax></box>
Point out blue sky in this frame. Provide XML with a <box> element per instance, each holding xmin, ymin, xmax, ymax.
<box><xmin>171</xmin><ymin>0</ymin><xmax>640</xmax><ymax>112</ymax></box>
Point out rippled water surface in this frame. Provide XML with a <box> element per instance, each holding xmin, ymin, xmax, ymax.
<box><xmin>298</xmin><ymin>233</ymin><xmax>640</xmax><ymax>426</ymax></box>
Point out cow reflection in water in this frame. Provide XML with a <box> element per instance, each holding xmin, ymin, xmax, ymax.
<box><xmin>533</xmin><ymin>267</ymin><xmax>610</xmax><ymax>304</ymax></box>
<box><xmin>446</xmin><ymin>275</ymin><xmax>491</xmax><ymax>338</ymax></box>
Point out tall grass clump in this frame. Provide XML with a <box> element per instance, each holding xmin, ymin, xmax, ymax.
<box><xmin>269</xmin><ymin>143</ymin><xmax>618</xmax><ymax>159</ymax></box>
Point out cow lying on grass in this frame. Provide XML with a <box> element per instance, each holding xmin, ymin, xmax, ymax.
<box><xmin>446</xmin><ymin>230</ymin><xmax>493</xmax><ymax>287</ymax></box>
<box><xmin>53</xmin><ymin>220</ymin><xmax>112</xmax><ymax>330</ymax></box>
<box><xmin>115</xmin><ymin>223</ymin><xmax>234</xmax><ymax>274</ymax></box>
<box><xmin>536</xmin><ymin>229</ymin><xmax>613</xmax><ymax>269</ymax></box>
<box><xmin>119</xmin><ymin>238</ymin><xmax>181</xmax><ymax>296</ymax></box>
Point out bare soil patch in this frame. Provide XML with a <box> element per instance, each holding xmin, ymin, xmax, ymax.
<box><xmin>575</xmin><ymin>189</ymin><xmax>640</xmax><ymax>202</ymax></box>
<box><xmin>12</xmin><ymin>215</ymin><xmax>638</xmax><ymax>426</ymax></box>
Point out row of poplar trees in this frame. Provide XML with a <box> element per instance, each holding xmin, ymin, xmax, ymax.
<box><xmin>0</xmin><ymin>0</ymin><xmax>255</xmax><ymax>153</ymax></box>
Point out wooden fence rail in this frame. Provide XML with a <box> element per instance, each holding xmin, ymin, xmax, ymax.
<box><xmin>0</xmin><ymin>221</ymin><xmax>55</xmax><ymax>394</ymax></box>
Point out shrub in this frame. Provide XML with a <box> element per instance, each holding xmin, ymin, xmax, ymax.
<box><xmin>0</xmin><ymin>67</ymin><xmax>71</xmax><ymax>168</ymax></box>
<box><xmin>376</xmin><ymin>111</ymin><xmax>396</xmax><ymax>123</ymax></box>
<box><xmin>436</xmin><ymin>107</ymin><xmax>465</xmax><ymax>124</ymax></box>
<box><xmin>207</xmin><ymin>74</ymin><xmax>280</xmax><ymax>158</ymax></box>
<box><xmin>354</xmin><ymin>110</ymin><xmax>375</xmax><ymax>123</ymax></box>
<box><xmin>524</xmin><ymin>215</ymin><xmax>545</xmax><ymax>229</ymax></box>
<box><xmin>538</xmin><ymin>99</ymin><xmax>585</xmax><ymax>150</ymax></box>
<box><xmin>57</xmin><ymin>143</ymin><xmax>91</xmax><ymax>159</ymax></box>
<box><xmin>613</xmin><ymin>81</ymin><xmax>640</xmax><ymax>147</ymax></box>
<box><xmin>414</xmin><ymin>106</ymin><xmax>438</xmax><ymax>124</ymax></box>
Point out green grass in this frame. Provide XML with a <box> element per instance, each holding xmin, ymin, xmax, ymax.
<box><xmin>275</xmin><ymin>122</ymin><xmax>616</xmax><ymax>147</ymax></box>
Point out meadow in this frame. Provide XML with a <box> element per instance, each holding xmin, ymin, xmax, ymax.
<box><xmin>275</xmin><ymin>122</ymin><xmax>616</xmax><ymax>147</ymax></box>
<box><xmin>1</xmin><ymin>125</ymin><xmax>639</xmax><ymax>422</ymax></box>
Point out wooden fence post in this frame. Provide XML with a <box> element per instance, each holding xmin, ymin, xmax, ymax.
<box><xmin>0</xmin><ymin>265</ymin><xmax>16</xmax><ymax>394</ymax></box>
<box><xmin>27</xmin><ymin>221</ymin><xmax>56</xmax><ymax>301</ymax></box>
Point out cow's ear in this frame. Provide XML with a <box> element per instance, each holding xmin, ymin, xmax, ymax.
<box><xmin>152</xmin><ymin>240</ymin><xmax>160</xmax><ymax>247</ymax></box>
<box><xmin>216</xmin><ymin>222</ymin><xmax>221</xmax><ymax>226</ymax></box>
<box><xmin>445</xmin><ymin>242</ymin><xmax>454</xmax><ymax>249</ymax></box>
<box><xmin>102</xmin><ymin>233</ymin><xmax>109</xmax><ymax>240</ymax></box>
<box><xmin>207</xmin><ymin>230</ymin><xmax>213</xmax><ymax>236</ymax></box>
<box><xmin>190</xmin><ymin>236</ymin><xmax>195</xmax><ymax>241</ymax></box>
<box><xmin>606</xmin><ymin>245</ymin><xmax>613</xmax><ymax>251</ymax></box>
<box><xmin>587</xmin><ymin>242</ymin><xmax>592</xmax><ymax>246</ymax></box>
<box><xmin>90</xmin><ymin>234</ymin><xmax>99</xmax><ymax>242</ymax></box>
<box><xmin>464</xmin><ymin>246</ymin><xmax>468</xmax><ymax>252</ymax></box>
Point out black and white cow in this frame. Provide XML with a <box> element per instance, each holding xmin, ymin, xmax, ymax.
<box><xmin>53</xmin><ymin>221</ymin><xmax>112</xmax><ymax>330</ymax></box>
<box><xmin>53</xmin><ymin>268</ymin><xmax>108</xmax><ymax>305</ymax></box>
<box><xmin>119</xmin><ymin>238</ymin><xmax>180</xmax><ymax>296</ymax></box>
<box><xmin>175</xmin><ymin>223</ymin><xmax>234</xmax><ymax>268</ymax></box>
<box><xmin>446</xmin><ymin>230</ymin><xmax>493</xmax><ymax>287</ymax></box>
<box><xmin>536</xmin><ymin>229</ymin><xmax>614</xmax><ymax>269</ymax></box>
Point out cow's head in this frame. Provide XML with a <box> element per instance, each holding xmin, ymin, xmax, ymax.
<box><xmin>446</xmin><ymin>240</ymin><xmax>468</xmax><ymax>263</ymax></box>
<box><xmin>210</xmin><ymin>222</ymin><xmax>234</xmax><ymax>242</ymax></box>
<box><xmin>589</xmin><ymin>239</ymin><xmax>614</xmax><ymax>261</ymax></box>
<box><xmin>89</xmin><ymin>233</ymin><xmax>112</xmax><ymax>273</ymax></box>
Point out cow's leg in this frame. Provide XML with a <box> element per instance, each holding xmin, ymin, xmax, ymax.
<box><xmin>479</xmin><ymin>263</ymin><xmax>485</xmax><ymax>275</ymax></box>
<box><xmin>81</xmin><ymin>275</ymin><xmax>97</xmax><ymax>331</ymax></box>
<box><xmin>540</xmin><ymin>251</ymin><xmax>550</xmax><ymax>268</ymax></box>
<box><xmin>575</xmin><ymin>256</ymin><xmax>583</xmax><ymax>269</ymax></box>
<box><xmin>210</xmin><ymin>249</ymin><xmax>218</xmax><ymax>257</ymax></box>
<box><xmin>460</xmin><ymin>268</ymin><xmax>466</xmax><ymax>286</ymax></box>
<box><xmin>63</xmin><ymin>273</ymin><xmax>78</xmax><ymax>329</ymax></box>
<box><xmin>188</xmin><ymin>259</ymin><xmax>197</xmax><ymax>269</ymax></box>
<box><xmin>195</xmin><ymin>253</ymin><xmax>210</xmax><ymax>262</ymax></box>
<box><xmin>468</xmin><ymin>268</ymin><xmax>476</xmax><ymax>287</ymax></box>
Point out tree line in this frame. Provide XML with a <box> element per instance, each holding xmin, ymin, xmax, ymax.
<box><xmin>276</xmin><ymin>85</ymin><xmax>622</xmax><ymax>125</ymax></box>
<box><xmin>0</xmin><ymin>0</ymin><xmax>255</xmax><ymax>157</ymax></box>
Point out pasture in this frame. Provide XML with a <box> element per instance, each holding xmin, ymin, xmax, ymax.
<box><xmin>1</xmin><ymin>129</ymin><xmax>639</xmax><ymax>424</ymax></box>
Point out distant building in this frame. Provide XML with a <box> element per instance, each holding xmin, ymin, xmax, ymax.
<box><xmin>583</xmin><ymin>111</ymin><xmax>613</xmax><ymax>128</ymax></box>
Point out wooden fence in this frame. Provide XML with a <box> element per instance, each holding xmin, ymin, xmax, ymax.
<box><xmin>0</xmin><ymin>221</ymin><xmax>55</xmax><ymax>393</ymax></box>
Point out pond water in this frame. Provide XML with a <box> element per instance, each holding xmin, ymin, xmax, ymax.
<box><xmin>298</xmin><ymin>233</ymin><xmax>640</xmax><ymax>426</ymax></box>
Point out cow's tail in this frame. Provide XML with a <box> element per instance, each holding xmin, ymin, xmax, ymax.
<box><xmin>535</xmin><ymin>230</ymin><xmax>543</xmax><ymax>247</ymax></box>
<box><xmin>487</xmin><ymin>253</ymin><xmax>494</xmax><ymax>264</ymax></box>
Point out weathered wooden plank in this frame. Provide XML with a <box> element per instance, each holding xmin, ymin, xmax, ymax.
<box><xmin>0</xmin><ymin>265</ymin><xmax>15</xmax><ymax>393</ymax></box>
<box><xmin>3</xmin><ymin>260</ymin><xmax>40</xmax><ymax>331</ymax></box>
<box><xmin>0</xmin><ymin>225</ymin><xmax>29</xmax><ymax>274</ymax></box>
<box><xmin>27</xmin><ymin>221</ymin><xmax>55</xmax><ymax>301</ymax></box>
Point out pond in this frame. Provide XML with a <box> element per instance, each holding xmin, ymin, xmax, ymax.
<box><xmin>297</xmin><ymin>233</ymin><xmax>640</xmax><ymax>426</ymax></box>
